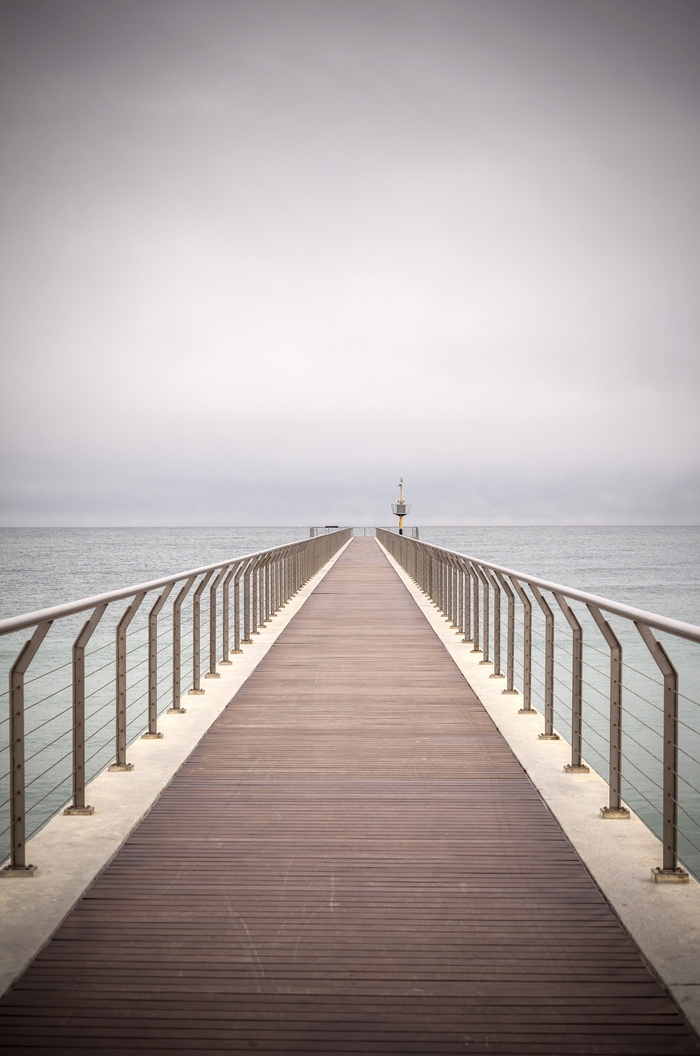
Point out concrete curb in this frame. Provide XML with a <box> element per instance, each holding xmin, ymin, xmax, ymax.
<box><xmin>377</xmin><ymin>539</ymin><xmax>700</xmax><ymax>1036</ymax></box>
<box><xmin>0</xmin><ymin>540</ymin><xmax>352</xmax><ymax>998</ymax></box>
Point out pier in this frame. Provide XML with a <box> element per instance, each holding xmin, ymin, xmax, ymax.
<box><xmin>1</xmin><ymin>537</ymin><xmax>699</xmax><ymax>1053</ymax></box>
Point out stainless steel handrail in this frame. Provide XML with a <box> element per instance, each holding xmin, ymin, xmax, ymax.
<box><xmin>0</xmin><ymin>529</ymin><xmax>352</xmax><ymax>877</ymax></box>
<box><xmin>377</xmin><ymin>528</ymin><xmax>700</xmax><ymax>883</ymax></box>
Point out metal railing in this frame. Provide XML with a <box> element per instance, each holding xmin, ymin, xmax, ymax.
<box><xmin>0</xmin><ymin>530</ymin><xmax>351</xmax><ymax>876</ymax></box>
<box><xmin>377</xmin><ymin>529</ymin><xmax>700</xmax><ymax>883</ymax></box>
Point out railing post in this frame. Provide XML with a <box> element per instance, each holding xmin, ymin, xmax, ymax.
<box><xmin>205</xmin><ymin>566</ymin><xmax>229</xmax><ymax>680</ymax></box>
<box><xmin>188</xmin><ymin>572</ymin><xmax>214</xmax><ymax>695</ymax></box>
<box><xmin>482</xmin><ymin>567</ymin><xmax>504</xmax><ymax>678</ymax></box>
<box><xmin>144</xmin><ymin>584</ymin><xmax>174</xmax><ymax>738</ymax></box>
<box><xmin>494</xmin><ymin>570</ymin><xmax>518</xmax><ymax>694</ymax></box>
<box><xmin>636</xmin><ymin>621</ymin><xmax>688</xmax><ymax>881</ymax></box>
<box><xmin>587</xmin><ymin>604</ymin><xmax>629</xmax><ymax>818</ymax></box>
<box><xmin>474</xmin><ymin>565</ymin><xmax>491</xmax><ymax>664</ymax></box>
<box><xmin>470</xmin><ymin>563</ymin><xmax>481</xmax><ymax>654</ymax></box>
<box><xmin>109</xmin><ymin>592</ymin><xmax>146</xmax><ymax>772</ymax></box>
<box><xmin>509</xmin><ymin>578</ymin><xmax>534</xmax><ymax>713</ymax></box>
<box><xmin>251</xmin><ymin>555</ymin><xmax>263</xmax><ymax>635</ymax></box>
<box><xmin>242</xmin><ymin>556</ymin><xmax>263</xmax><ymax>643</ymax></box>
<box><xmin>257</xmin><ymin>552</ymin><xmax>275</xmax><ymax>626</ymax></box>
<box><xmin>461</xmin><ymin>558</ymin><xmax>472</xmax><ymax>644</ymax></box>
<box><xmin>66</xmin><ymin>603</ymin><xmax>108</xmax><ymax>808</ymax></box>
<box><xmin>232</xmin><ymin>559</ymin><xmax>251</xmax><ymax>653</ymax></box>
<box><xmin>530</xmin><ymin>585</ymin><xmax>558</xmax><ymax>740</ymax></box>
<box><xmin>554</xmin><ymin>594</ymin><xmax>588</xmax><ymax>772</ymax></box>
<box><xmin>1</xmin><ymin>621</ymin><xmax>52</xmax><ymax>877</ymax></box>
<box><xmin>171</xmin><ymin>576</ymin><xmax>196</xmax><ymax>713</ymax></box>
<box><xmin>219</xmin><ymin>561</ymin><xmax>241</xmax><ymax>664</ymax></box>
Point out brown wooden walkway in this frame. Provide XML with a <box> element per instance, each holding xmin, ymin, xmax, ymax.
<box><xmin>0</xmin><ymin>538</ymin><xmax>698</xmax><ymax>1054</ymax></box>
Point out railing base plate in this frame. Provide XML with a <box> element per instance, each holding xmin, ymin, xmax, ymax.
<box><xmin>652</xmin><ymin>867</ymin><xmax>689</xmax><ymax>884</ymax></box>
<box><xmin>0</xmin><ymin>863</ymin><xmax>37</xmax><ymax>878</ymax></box>
<box><xmin>219</xmin><ymin>660</ymin><xmax>233</xmax><ymax>666</ymax></box>
<box><xmin>600</xmin><ymin>806</ymin><xmax>630</xmax><ymax>819</ymax></box>
<box><xmin>489</xmin><ymin>673</ymin><xmax>506</xmax><ymax>679</ymax></box>
<box><xmin>187</xmin><ymin>688</ymin><xmax>205</xmax><ymax>695</ymax></box>
<box><xmin>204</xmin><ymin>673</ymin><xmax>221</xmax><ymax>679</ymax></box>
<box><xmin>167</xmin><ymin>707</ymin><xmax>187</xmax><ymax>714</ymax></box>
<box><xmin>502</xmin><ymin>689</ymin><xmax>519</xmax><ymax>695</ymax></box>
<box><xmin>539</xmin><ymin>733</ymin><xmax>560</xmax><ymax>741</ymax></box>
<box><xmin>564</xmin><ymin>764</ymin><xmax>590</xmax><ymax>774</ymax></box>
<box><xmin>108</xmin><ymin>763</ymin><xmax>134</xmax><ymax>772</ymax></box>
<box><xmin>518</xmin><ymin>708</ymin><xmax>537</xmax><ymax>714</ymax></box>
<box><xmin>141</xmin><ymin>732</ymin><xmax>163</xmax><ymax>740</ymax></box>
<box><xmin>64</xmin><ymin>804</ymin><xmax>95</xmax><ymax>814</ymax></box>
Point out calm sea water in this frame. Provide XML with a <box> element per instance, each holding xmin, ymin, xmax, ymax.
<box><xmin>1</xmin><ymin>525</ymin><xmax>699</xmax><ymax>875</ymax></box>
<box><xmin>1</xmin><ymin>526</ymin><xmax>698</xmax><ymax>623</ymax></box>
<box><xmin>0</xmin><ymin>527</ymin><xmax>311</xmax><ymax>620</ymax></box>
<box><xmin>418</xmin><ymin>525</ymin><xmax>700</xmax><ymax>626</ymax></box>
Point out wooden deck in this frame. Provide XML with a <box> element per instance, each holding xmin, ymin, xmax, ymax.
<box><xmin>1</xmin><ymin>538</ymin><xmax>698</xmax><ymax>1053</ymax></box>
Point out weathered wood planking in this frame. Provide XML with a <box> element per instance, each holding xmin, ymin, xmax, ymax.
<box><xmin>0</xmin><ymin>538</ymin><xmax>697</xmax><ymax>1053</ymax></box>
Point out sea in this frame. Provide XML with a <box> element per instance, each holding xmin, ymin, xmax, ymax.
<box><xmin>1</xmin><ymin>525</ymin><xmax>699</xmax><ymax>876</ymax></box>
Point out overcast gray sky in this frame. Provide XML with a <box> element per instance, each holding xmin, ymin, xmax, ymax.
<box><xmin>1</xmin><ymin>0</ymin><xmax>698</xmax><ymax>526</ymax></box>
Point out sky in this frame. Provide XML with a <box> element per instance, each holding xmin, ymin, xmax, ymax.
<box><xmin>1</xmin><ymin>0</ymin><xmax>698</xmax><ymax>526</ymax></box>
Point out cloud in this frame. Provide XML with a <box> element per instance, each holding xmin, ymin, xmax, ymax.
<box><xmin>1</xmin><ymin>0</ymin><xmax>698</xmax><ymax>525</ymax></box>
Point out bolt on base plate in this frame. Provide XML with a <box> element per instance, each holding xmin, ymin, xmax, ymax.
<box><xmin>652</xmin><ymin>867</ymin><xmax>689</xmax><ymax>884</ymax></box>
<box><xmin>0</xmin><ymin>863</ymin><xmax>37</xmax><ymax>878</ymax></box>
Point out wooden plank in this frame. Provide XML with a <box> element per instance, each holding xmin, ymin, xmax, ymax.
<box><xmin>0</xmin><ymin>538</ymin><xmax>698</xmax><ymax>1054</ymax></box>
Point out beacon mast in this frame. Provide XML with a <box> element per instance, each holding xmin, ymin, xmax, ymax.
<box><xmin>391</xmin><ymin>477</ymin><xmax>411</xmax><ymax>535</ymax></box>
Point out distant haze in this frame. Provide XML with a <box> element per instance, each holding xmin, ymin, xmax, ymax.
<box><xmin>1</xmin><ymin>0</ymin><xmax>698</xmax><ymax>526</ymax></box>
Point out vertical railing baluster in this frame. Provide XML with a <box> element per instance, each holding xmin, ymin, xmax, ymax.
<box><xmin>1</xmin><ymin>621</ymin><xmax>52</xmax><ymax>876</ymax></box>
<box><xmin>144</xmin><ymin>584</ymin><xmax>174</xmax><ymax>738</ymax></box>
<box><xmin>475</xmin><ymin>566</ymin><xmax>491</xmax><ymax>664</ymax></box>
<box><xmin>461</xmin><ymin>558</ymin><xmax>472</xmax><ymax>644</ymax></box>
<box><xmin>636</xmin><ymin>622</ymin><xmax>688</xmax><ymax>881</ymax></box>
<box><xmin>510</xmin><ymin>578</ymin><xmax>534</xmax><ymax>713</ymax></box>
<box><xmin>171</xmin><ymin>576</ymin><xmax>196</xmax><ymax>713</ymax></box>
<box><xmin>530</xmin><ymin>585</ymin><xmax>558</xmax><ymax>740</ymax></box>
<box><xmin>66</xmin><ymin>603</ymin><xmax>108</xmax><ymax>807</ymax></box>
<box><xmin>189</xmin><ymin>572</ymin><xmax>214</xmax><ymax>695</ymax></box>
<box><xmin>110</xmin><ymin>592</ymin><xmax>146</xmax><ymax>771</ymax></box>
<box><xmin>470</xmin><ymin>563</ymin><xmax>481</xmax><ymax>654</ymax></box>
<box><xmin>483</xmin><ymin>568</ymin><xmax>504</xmax><ymax>678</ymax></box>
<box><xmin>205</xmin><ymin>566</ymin><xmax>229</xmax><ymax>680</ymax></box>
<box><xmin>494</xmin><ymin>571</ymin><xmax>517</xmax><ymax>695</ymax></box>
<box><xmin>587</xmin><ymin>605</ymin><xmax>629</xmax><ymax>818</ymax></box>
<box><xmin>220</xmin><ymin>562</ymin><xmax>241</xmax><ymax>664</ymax></box>
<box><xmin>554</xmin><ymin>593</ymin><xmax>588</xmax><ymax>772</ymax></box>
<box><xmin>232</xmin><ymin>560</ymin><xmax>250</xmax><ymax>653</ymax></box>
